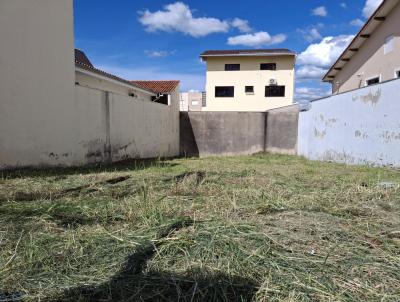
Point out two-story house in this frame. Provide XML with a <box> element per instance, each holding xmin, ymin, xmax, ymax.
<box><xmin>323</xmin><ymin>0</ymin><xmax>400</xmax><ymax>93</ymax></box>
<box><xmin>200</xmin><ymin>49</ymin><xmax>296</xmax><ymax>112</ymax></box>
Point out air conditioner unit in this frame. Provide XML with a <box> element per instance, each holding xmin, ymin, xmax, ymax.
<box><xmin>269</xmin><ymin>79</ymin><xmax>277</xmax><ymax>85</ymax></box>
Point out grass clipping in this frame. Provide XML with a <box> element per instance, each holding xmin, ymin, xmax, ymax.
<box><xmin>0</xmin><ymin>154</ymin><xmax>400</xmax><ymax>301</ymax></box>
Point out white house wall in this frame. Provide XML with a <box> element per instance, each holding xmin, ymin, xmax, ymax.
<box><xmin>298</xmin><ymin>79</ymin><xmax>400</xmax><ymax>167</ymax></box>
<box><xmin>332</xmin><ymin>2</ymin><xmax>400</xmax><ymax>94</ymax></box>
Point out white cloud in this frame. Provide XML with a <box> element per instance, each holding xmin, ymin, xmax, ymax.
<box><xmin>350</xmin><ymin>18</ymin><xmax>364</xmax><ymax>27</ymax></box>
<box><xmin>227</xmin><ymin>31</ymin><xmax>286</xmax><ymax>47</ymax></box>
<box><xmin>231</xmin><ymin>18</ymin><xmax>252</xmax><ymax>33</ymax></box>
<box><xmin>296</xmin><ymin>65</ymin><xmax>327</xmax><ymax>80</ymax></box>
<box><xmin>297</xmin><ymin>24</ymin><xmax>324</xmax><ymax>42</ymax></box>
<box><xmin>295</xmin><ymin>87</ymin><xmax>330</xmax><ymax>102</ymax></box>
<box><xmin>97</xmin><ymin>65</ymin><xmax>205</xmax><ymax>92</ymax></box>
<box><xmin>312</xmin><ymin>6</ymin><xmax>328</xmax><ymax>17</ymax></box>
<box><xmin>297</xmin><ymin>35</ymin><xmax>354</xmax><ymax>68</ymax></box>
<box><xmin>144</xmin><ymin>50</ymin><xmax>176</xmax><ymax>58</ymax></box>
<box><xmin>138</xmin><ymin>2</ymin><xmax>229</xmax><ymax>37</ymax></box>
<box><xmin>362</xmin><ymin>0</ymin><xmax>383</xmax><ymax>18</ymax></box>
<box><xmin>340</xmin><ymin>3</ymin><xmax>347</xmax><ymax>8</ymax></box>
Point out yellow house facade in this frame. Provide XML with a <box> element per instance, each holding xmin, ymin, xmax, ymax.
<box><xmin>201</xmin><ymin>49</ymin><xmax>296</xmax><ymax>112</ymax></box>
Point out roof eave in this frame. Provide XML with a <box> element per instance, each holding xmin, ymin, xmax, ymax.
<box><xmin>75</xmin><ymin>65</ymin><xmax>156</xmax><ymax>96</ymax></box>
<box><xmin>200</xmin><ymin>53</ymin><xmax>296</xmax><ymax>59</ymax></box>
<box><xmin>323</xmin><ymin>0</ymin><xmax>399</xmax><ymax>81</ymax></box>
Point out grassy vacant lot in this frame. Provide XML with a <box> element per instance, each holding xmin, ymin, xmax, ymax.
<box><xmin>0</xmin><ymin>154</ymin><xmax>400</xmax><ymax>302</ymax></box>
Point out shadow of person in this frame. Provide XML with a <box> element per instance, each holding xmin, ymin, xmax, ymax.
<box><xmin>54</xmin><ymin>219</ymin><xmax>258</xmax><ymax>302</ymax></box>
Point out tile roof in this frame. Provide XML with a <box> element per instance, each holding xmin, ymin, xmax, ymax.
<box><xmin>74</xmin><ymin>49</ymin><xmax>155</xmax><ymax>95</ymax></box>
<box><xmin>200</xmin><ymin>49</ymin><xmax>296</xmax><ymax>57</ymax></box>
<box><xmin>75</xmin><ymin>49</ymin><xmax>94</xmax><ymax>67</ymax></box>
<box><xmin>130</xmin><ymin>81</ymin><xmax>180</xmax><ymax>94</ymax></box>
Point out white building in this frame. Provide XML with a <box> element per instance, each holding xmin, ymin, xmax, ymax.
<box><xmin>180</xmin><ymin>92</ymin><xmax>204</xmax><ymax>112</ymax></box>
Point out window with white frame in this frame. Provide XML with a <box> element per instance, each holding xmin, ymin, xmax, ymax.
<box><xmin>384</xmin><ymin>35</ymin><xmax>394</xmax><ymax>54</ymax></box>
<box><xmin>366</xmin><ymin>76</ymin><xmax>380</xmax><ymax>86</ymax></box>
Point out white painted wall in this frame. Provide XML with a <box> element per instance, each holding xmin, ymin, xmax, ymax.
<box><xmin>298</xmin><ymin>79</ymin><xmax>400</xmax><ymax>167</ymax></box>
<box><xmin>0</xmin><ymin>0</ymin><xmax>76</xmax><ymax>168</ymax></box>
<box><xmin>203</xmin><ymin>56</ymin><xmax>295</xmax><ymax>112</ymax></box>
<box><xmin>0</xmin><ymin>84</ymin><xmax>179</xmax><ymax>169</ymax></box>
<box><xmin>108</xmin><ymin>88</ymin><xmax>180</xmax><ymax>161</ymax></box>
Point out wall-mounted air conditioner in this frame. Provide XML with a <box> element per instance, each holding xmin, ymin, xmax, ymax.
<box><xmin>269</xmin><ymin>79</ymin><xmax>277</xmax><ymax>85</ymax></box>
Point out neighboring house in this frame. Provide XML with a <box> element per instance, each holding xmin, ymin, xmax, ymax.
<box><xmin>200</xmin><ymin>49</ymin><xmax>296</xmax><ymax>112</ymax></box>
<box><xmin>323</xmin><ymin>0</ymin><xmax>400</xmax><ymax>93</ymax></box>
<box><xmin>75</xmin><ymin>49</ymin><xmax>156</xmax><ymax>102</ymax></box>
<box><xmin>130</xmin><ymin>80</ymin><xmax>180</xmax><ymax>108</ymax></box>
<box><xmin>180</xmin><ymin>92</ymin><xmax>204</xmax><ymax>111</ymax></box>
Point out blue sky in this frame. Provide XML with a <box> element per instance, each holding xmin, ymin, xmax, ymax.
<box><xmin>74</xmin><ymin>0</ymin><xmax>382</xmax><ymax>101</ymax></box>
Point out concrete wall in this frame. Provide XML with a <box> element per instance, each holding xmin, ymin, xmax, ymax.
<box><xmin>180</xmin><ymin>105</ymin><xmax>298</xmax><ymax>157</ymax></box>
<box><xmin>0</xmin><ymin>0</ymin><xmax>76</xmax><ymax>168</ymax></box>
<box><xmin>332</xmin><ymin>2</ymin><xmax>400</xmax><ymax>94</ymax></box>
<box><xmin>298</xmin><ymin>79</ymin><xmax>400</xmax><ymax>167</ymax></box>
<box><xmin>203</xmin><ymin>56</ymin><xmax>295</xmax><ymax>112</ymax></box>
<box><xmin>266</xmin><ymin>106</ymin><xmax>299</xmax><ymax>155</ymax></box>
<box><xmin>0</xmin><ymin>85</ymin><xmax>180</xmax><ymax>169</ymax></box>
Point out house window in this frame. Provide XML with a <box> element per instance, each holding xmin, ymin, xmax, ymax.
<box><xmin>265</xmin><ymin>85</ymin><xmax>285</xmax><ymax>97</ymax></box>
<box><xmin>245</xmin><ymin>86</ymin><xmax>254</xmax><ymax>94</ymax></box>
<box><xmin>215</xmin><ymin>86</ymin><xmax>234</xmax><ymax>97</ymax></box>
<box><xmin>396</xmin><ymin>70</ymin><xmax>400</xmax><ymax>78</ymax></box>
<box><xmin>260</xmin><ymin>63</ymin><xmax>276</xmax><ymax>70</ymax></box>
<box><xmin>366</xmin><ymin>77</ymin><xmax>380</xmax><ymax>86</ymax></box>
<box><xmin>384</xmin><ymin>35</ymin><xmax>394</xmax><ymax>54</ymax></box>
<box><xmin>225</xmin><ymin>64</ymin><xmax>240</xmax><ymax>71</ymax></box>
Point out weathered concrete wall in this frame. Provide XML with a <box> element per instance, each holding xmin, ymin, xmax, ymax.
<box><xmin>0</xmin><ymin>85</ymin><xmax>180</xmax><ymax>169</ymax></box>
<box><xmin>298</xmin><ymin>79</ymin><xmax>400</xmax><ymax>167</ymax></box>
<box><xmin>266</xmin><ymin>106</ymin><xmax>299</xmax><ymax>155</ymax></box>
<box><xmin>180</xmin><ymin>105</ymin><xmax>298</xmax><ymax>157</ymax></box>
<box><xmin>108</xmin><ymin>89</ymin><xmax>180</xmax><ymax>161</ymax></box>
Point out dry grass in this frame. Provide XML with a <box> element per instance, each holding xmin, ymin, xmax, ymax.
<box><xmin>0</xmin><ymin>154</ymin><xmax>399</xmax><ymax>301</ymax></box>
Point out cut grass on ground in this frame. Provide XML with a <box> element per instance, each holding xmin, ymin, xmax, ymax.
<box><xmin>0</xmin><ymin>154</ymin><xmax>400</xmax><ymax>301</ymax></box>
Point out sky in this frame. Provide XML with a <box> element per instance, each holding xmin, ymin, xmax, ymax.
<box><xmin>74</xmin><ymin>0</ymin><xmax>383</xmax><ymax>102</ymax></box>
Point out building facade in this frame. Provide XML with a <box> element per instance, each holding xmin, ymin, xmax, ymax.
<box><xmin>180</xmin><ymin>92</ymin><xmax>204</xmax><ymax>111</ymax></box>
<box><xmin>200</xmin><ymin>49</ymin><xmax>296</xmax><ymax>112</ymax></box>
<box><xmin>323</xmin><ymin>0</ymin><xmax>400</xmax><ymax>93</ymax></box>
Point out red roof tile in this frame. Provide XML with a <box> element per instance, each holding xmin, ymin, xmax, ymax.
<box><xmin>130</xmin><ymin>81</ymin><xmax>180</xmax><ymax>94</ymax></box>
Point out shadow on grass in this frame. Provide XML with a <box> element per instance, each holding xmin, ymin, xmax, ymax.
<box><xmin>1</xmin><ymin>158</ymin><xmax>179</xmax><ymax>180</ymax></box>
<box><xmin>55</xmin><ymin>245</ymin><xmax>257</xmax><ymax>302</ymax></box>
<box><xmin>53</xmin><ymin>218</ymin><xmax>258</xmax><ymax>302</ymax></box>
